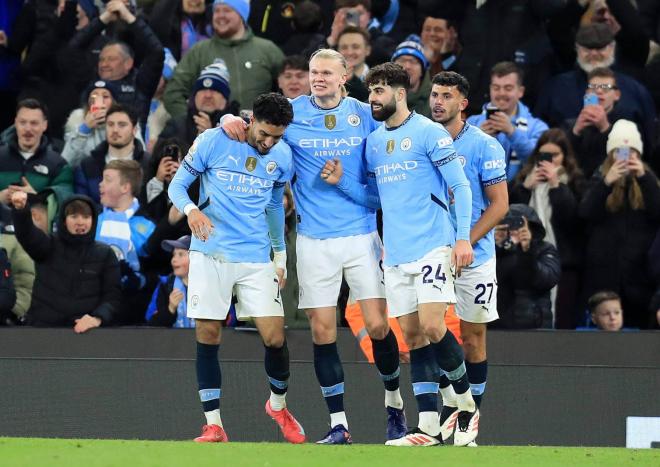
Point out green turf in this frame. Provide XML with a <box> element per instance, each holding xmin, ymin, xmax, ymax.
<box><xmin>2</xmin><ymin>438</ymin><xmax>659</xmax><ymax>467</ymax></box>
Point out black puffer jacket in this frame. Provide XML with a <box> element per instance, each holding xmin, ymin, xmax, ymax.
<box><xmin>494</xmin><ymin>203</ymin><xmax>561</xmax><ymax>329</ymax></box>
<box><xmin>12</xmin><ymin>195</ymin><xmax>120</xmax><ymax>326</ymax></box>
<box><xmin>578</xmin><ymin>169</ymin><xmax>660</xmax><ymax>328</ymax></box>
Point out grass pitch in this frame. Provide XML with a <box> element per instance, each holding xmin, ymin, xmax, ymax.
<box><xmin>2</xmin><ymin>438</ymin><xmax>659</xmax><ymax>467</ymax></box>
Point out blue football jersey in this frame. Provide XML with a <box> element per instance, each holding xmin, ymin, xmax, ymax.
<box><xmin>366</xmin><ymin>112</ymin><xmax>472</xmax><ymax>266</ymax></box>
<box><xmin>285</xmin><ymin>96</ymin><xmax>378</xmax><ymax>239</ymax></box>
<box><xmin>452</xmin><ymin>122</ymin><xmax>507</xmax><ymax>267</ymax></box>
<box><xmin>168</xmin><ymin>128</ymin><xmax>294</xmax><ymax>262</ymax></box>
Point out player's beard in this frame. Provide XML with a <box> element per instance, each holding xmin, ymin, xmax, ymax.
<box><xmin>371</xmin><ymin>97</ymin><xmax>397</xmax><ymax>122</ymax></box>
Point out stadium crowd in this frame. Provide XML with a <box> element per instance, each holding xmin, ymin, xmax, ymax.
<box><xmin>1</xmin><ymin>0</ymin><xmax>659</xmax><ymax>333</ymax></box>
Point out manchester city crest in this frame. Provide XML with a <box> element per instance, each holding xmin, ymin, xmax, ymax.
<box><xmin>245</xmin><ymin>157</ymin><xmax>257</xmax><ymax>172</ymax></box>
<box><xmin>324</xmin><ymin>114</ymin><xmax>337</xmax><ymax>130</ymax></box>
<box><xmin>400</xmin><ymin>137</ymin><xmax>412</xmax><ymax>151</ymax></box>
<box><xmin>386</xmin><ymin>140</ymin><xmax>396</xmax><ymax>154</ymax></box>
<box><xmin>348</xmin><ymin>114</ymin><xmax>360</xmax><ymax>126</ymax></box>
<box><xmin>266</xmin><ymin>161</ymin><xmax>278</xmax><ymax>174</ymax></box>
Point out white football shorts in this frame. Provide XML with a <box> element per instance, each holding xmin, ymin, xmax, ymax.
<box><xmin>186</xmin><ymin>251</ymin><xmax>283</xmax><ymax>320</ymax></box>
<box><xmin>454</xmin><ymin>256</ymin><xmax>499</xmax><ymax>323</ymax></box>
<box><xmin>385</xmin><ymin>245</ymin><xmax>456</xmax><ymax>318</ymax></box>
<box><xmin>296</xmin><ymin>231</ymin><xmax>385</xmax><ymax>309</ymax></box>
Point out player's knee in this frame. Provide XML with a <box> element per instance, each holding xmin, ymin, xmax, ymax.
<box><xmin>401</xmin><ymin>328</ymin><xmax>426</xmax><ymax>349</ymax></box>
<box><xmin>310</xmin><ymin>319</ymin><xmax>335</xmax><ymax>344</ymax></box>
<box><xmin>196</xmin><ymin>322</ymin><xmax>221</xmax><ymax>345</ymax></box>
<box><xmin>365</xmin><ymin>320</ymin><xmax>389</xmax><ymax>340</ymax></box>
<box><xmin>262</xmin><ymin>333</ymin><xmax>285</xmax><ymax>348</ymax></box>
<box><xmin>419</xmin><ymin>320</ymin><xmax>445</xmax><ymax>342</ymax></box>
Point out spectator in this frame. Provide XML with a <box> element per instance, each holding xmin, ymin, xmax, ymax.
<box><xmin>61</xmin><ymin>80</ymin><xmax>146</xmax><ymax>169</ymax></box>
<box><xmin>427</xmin><ymin>0</ymin><xmax>564</xmax><ymax>115</ymax></box>
<box><xmin>569</xmin><ymin>67</ymin><xmax>653</xmax><ymax>179</ymax></box>
<box><xmin>320</xmin><ymin>0</ymin><xmax>398</xmax><ymax>67</ymax></box>
<box><xmin>140</xmin><ymin>138</ymin><xmax>197</xmax><ymax>276</ymax></box>
<box><xmin>391</xmin><ymin>37</ymin><xmax>431</xmax><ymax>117</ymax></box>
<box><xmin>158</xmin><ymin>62</ymin><xmax>239</xmax><ymax>147</ymax></box>
<box><xmin>0</xmin><ymin>209</ymin><xmax>35</xmax><ymax>325</ymax></box>
<box><xmin>509</xmin><ymin>128</ymin><xmax>585</xmax><ymax>329</ymax></box>
<box><xmin>492</xmin><ymin>203</ymin><xmax>561</xmax><ymax>329</ymax></box>
<box><xmin>578</xmin><ymin>119</ymin><xmax>660</xmax><ymax>329</ymax></box>
<box><xmin>145</xmin><ymin>234</ymin><xmax>193</xmax><ymax>327</ymax></box>
<box><xmin>70</xmin><ymin>1</ymin><xmax>165</xmax><ymax>133</ymax></box>
<box><xmin>96</xmin><ymin>159</ymin><xmax>156</xmax><ymax>324</ymax></box>
<box><xmin>277</xmin><ymin>55</ymin><xmax>310</xmax><ymax>100</ymax></box>
<box><xmin>337</xmin><ymin>26</ymin><xmax>371</xmax><ymax>102</ymax></box>
<box><xmin>419</xmin><ymin>15</ymin><xmax>460</xmax><ymax>78</ymax></box>
<box><xmin>535</xmin><ymin>23</ymin><xmax>656</xmax><ymax>158</ymax></box>
<box><xmin>547</xmin><ymin>0</ymin><xmax>650</xmax><ymax>79</ymax></box>
<box><xmin>279</xmin><ymin>0</ymin><xmax>327</xmax><ymax>57</ymax></box>
<box><xmin>74</xmin><ymin>104</ymin><xmax>149</xmax><ymax>205</ymax></box>
<box><xmin>468</xmin><ymin>61</ymin><xmax>549</xmax><ymax>180</ymax></box>
<box><xmin>163</xmin><ymin>0</ymin><xmax>284</xmax><ymax>116</ymax></box>
<box><xmin>11</xmin><ymin>0</ymin><xmax>99</xmax><ymax>141</ymax></box>
<box><xmin>587</xmin><ymin>290</ymin><xmax>624</xmax><ymax>331</ymax></box>
<box><xmin>10</xmin><ymin>191</ymin><xmax>120</xmax><ymax>332</ymax></box>
<box><xmin>0</xmin><ymin>244</ymin><xmax>17</xmax><ymax>325</ymax></box>
<box><xmin>0</xmin><ymin>99</ymin><xmax>73</xmax><ymax>207</ymax></box>
<box><xmin>148</xmin><ymin>0</ymin><xmax>212</xmax><ymax>61</ymax></box>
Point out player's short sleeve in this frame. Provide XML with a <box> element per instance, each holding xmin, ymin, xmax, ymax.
<box><xmin>479</xmin><ymin>137</ymin><xmax>507</xmax><ymax>187</ymax></box>
<box><xmin>182</xmin><ymin>128</ymin><xmax>216</xmax><ymax>176</ymax></box>
<box><xmin>426</xmin><ymin>121</ymin><xmax>458</xmax><ymax>167</ymax></box>
<box><xmin>275</xmin><ymin>142</ymin><xmax>295</xmax><ymax>186</ymax></box>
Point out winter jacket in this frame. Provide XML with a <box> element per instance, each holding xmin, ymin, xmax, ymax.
<box><xmin>73</xmin><ymin>140</ymin><xmax>150</xmax><ymax>205</ymax></box>
<box><xmin>578</xmin><ymin>169</ymin><xmax>660</xmax><ymax>328</ymax></box>
<box><xmin>12</xmin><ymin>195</ymin><xmax>121</xmax><ymax>326</ymax></box>
<box><xmin>0</xmin><ymin>132</ymin><xmax>73</xmax><ymax>200</ymax></box>
<box><xmin>468</xmin><ymin>101</ymin><xmax>549</xmax><ymax>180</ymax></box>
<box><xmin>163</xmin><ymin>28</ymin><xmax>284</xmax><ymax>116</ymax></box>
<box><xmin>509</xmin><ymin>176</ymin><xmax>585</xmax><ymax>270</ymax></box>
<box><xmin>0</xmin><ymin>246</ymin><xmax>16</xmax><ymax>323</ymax></box>
<box><xmin>494</xmin><ymin>204</ymin><xmax>561</xmax><ymax>329</ymax></box>
<box><xmin>0</xmin><ymin>232</ymin><xmax>35</xmax><ymax>320</ymax></box>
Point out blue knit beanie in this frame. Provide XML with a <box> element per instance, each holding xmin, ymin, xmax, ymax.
<box><xmin>213</xmin><ymin>0</ymin><xmax>250</xmax><ymax>24</ymax></box>
<box><xmin>193</xmin><ymin>62</ymin><xmax>231</xmax><ymax>100</ymax></box>
<box><xmin>391</xmin><ymin>36</ymin><xmax>429</xmax><ymax>72</ymax></box>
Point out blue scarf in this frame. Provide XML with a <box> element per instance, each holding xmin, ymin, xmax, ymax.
<box><xmin>173</xmin><ymin>276</ymin><xmax>195</xmax><ymax>328</ymax></box>
<box><xmin>96</xmin><ymin>198</ymin><xmax>141</xmax><ymax>272</ymax></box>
